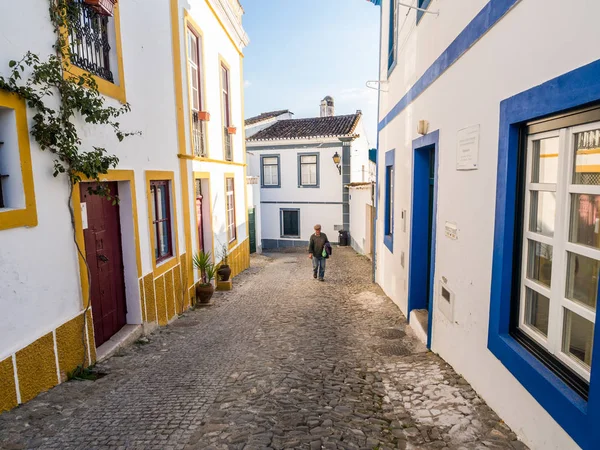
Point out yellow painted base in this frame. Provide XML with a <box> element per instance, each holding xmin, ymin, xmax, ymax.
<box><xmin>0</xmin><ymin>357</ymin><xmax>17</xmax><ymax>412</ymax></box>
<box><xmin>217</xmin><ymin>280</ymin><xmax>233</xmax><ymax>291</ymax></box>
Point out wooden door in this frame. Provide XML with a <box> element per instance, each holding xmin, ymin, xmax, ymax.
<box><xmin>81</xmin><ymin>182</ymin><xmax>127</xmax><ymax>347</ymax></box>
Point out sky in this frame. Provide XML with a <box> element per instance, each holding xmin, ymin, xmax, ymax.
<box><xmin>241</xmin><ymin>0</ymin><xmax>381</xmax><ymax>146</ymax></box>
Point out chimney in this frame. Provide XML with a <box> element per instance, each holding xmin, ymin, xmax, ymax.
<box><xmin>320</xmin><ymin>96</ymin><xmax>335</xmax><ymax>117</ymax></box>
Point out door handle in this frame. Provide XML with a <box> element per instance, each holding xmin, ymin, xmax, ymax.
<box><xmin>98</xmin><ymin>254</ymin><xmax>109</xmax><ymax>262</ymax></box>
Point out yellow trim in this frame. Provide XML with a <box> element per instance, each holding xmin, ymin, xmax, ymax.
<box><xmin>184</xmin><ymin>10</ymin><xmax>211</xmax><ymax>158</ymax></box>
<box><xmin>541</xmin><ymin>148</ymin><xmax>600</xmax><ymax>158</ymax></box>
<box><xmin>575</xmin><ymin>164</ymin><xmax>600</xmax><ymax>173</ymax></box>
<box><xmin>73</xmin><ymin>169</ymin><xmax>142</xmax><ymax>309</ymax></box>
<box><xmin>170</xmin><ymin>0</ymin><xmax>194</xmax><ymax>291</ymax></box>
<box><xmin>15</xmin><ymin>333</ymin><xmax>58</xmax><ymax>404</ymax></box>
<box><xmin>62</xmin><ymin>3</ymin><xmax>126</xmax><ymax>103</ymax></box>
<box><xmin>145</xmin><ymin>170</ymin><xmax>181</xmax><ymax>278</ymax></box>
<box><xmin>0</xmin><ymin>91</ymin><xmax>37</xmax><ymax>230</ymax></box>
<box><xmin>240</xmin><ymin>54</ymin><xmax>250</xmax><ymax>240</ymax></box>
<box><xmin>178</xmin><ymin>153</ymin><xmax>246</xmax><ymax>166</ymax></box>
<box><xmin>202</xmin><ymin>0</ymin><xmax>244</xmax><ymax>57</ymax></box>
<box><xmin>193</xmin><ymin>171</ymin><xmax>216</xmax><ymax>261</ymax></box>
<box><xmin>0</xmin><ymin>357</ymin><xmax>17</xmax><ymax>412</ymax></box>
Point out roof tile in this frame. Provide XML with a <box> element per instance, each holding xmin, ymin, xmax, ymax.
<box><xmin>247</xmin><ymin>113</ymin><xmax>361</xmax><ymax>141</ymax></box>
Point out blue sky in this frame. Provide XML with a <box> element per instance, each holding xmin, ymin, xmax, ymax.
<box><xmin>242</xmin><ymin>0</ymin><xmax>381</xmax><ymax>146</ymax></box>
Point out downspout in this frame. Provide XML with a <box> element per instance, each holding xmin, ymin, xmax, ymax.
<box><xmin>372</xmin><ymin>1</ymin><xmax>383</xmax><ymax>283</ymax></box>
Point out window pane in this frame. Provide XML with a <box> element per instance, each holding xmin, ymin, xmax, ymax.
<box><xmin>159</xmin><ymin>220</ymin><xmax>170</xmax><ymax>257</ymax></box>
<box><xmin>566</xmin><ymin>252</ymin><xmax>599</xmax><ymax>310</ymax></box>
<box><xmin>157</xmin><ymin>185</ymin><xmax>167</xmax><ymax>220</ymax></box>
<box><xmin>263</xmin><ymin>157</ymin><xmax>277</xmax><ymax>165</ymax></box>
<box><xmin>531</xmin><ymin>137</ymin><xmax>559</xmax><ymax>184</ymax></box>
<box><xmin>527</xmin><ymin>240</ymin><xmax>553</xmax><ymax>288</ymax></box>
<box><xmin>569</xmin><ymin>193</ymin><xmax>600</xmax><ymax>250</ymax></box>
<box><xmin>301</xmin><ymin>155</ymin><xmax>317</xmax><ymax>164</ymax></box>
<box><xmin>283</xmin><ymin>211</ymin><xmax>299</xmax><ymax>236</ymax></box>
<box><xmin>573</xmin><ymin>128</ymin><xmax>600</xmax><ymax>185</ymax></box>
<box><xmin>268</xmin><ymin>166</ymin><xmax>278</xmax><ymax>185</ymax></box>
<box><xmin>301</xmin><ymin>164</ymin><xmax>316</xmax><ymax>185</ymax></box>
<box><xmin>524</xmin><ymin>288</ymin><xmax>550</xmax><ymax>337</ymax></box>
<box><xmin>529</xmin><ymin>191</ymin><xmax>556</xmax><ymax>237</ymax></box>
<box><xmin>562</xmin><ymin>309</ymin><xmax>594</xmax><ymax>368</ymax></box>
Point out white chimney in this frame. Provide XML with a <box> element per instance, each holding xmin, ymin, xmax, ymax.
<box><xmin>320</xmin><ymin>96</ymin><xmax>334</xmax><ymax>117</ymax></box>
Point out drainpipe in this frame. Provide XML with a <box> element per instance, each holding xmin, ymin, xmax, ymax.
<box><xmin>372</xmin><ymin>2</ymin><xmax>383</xmax><ymax>284</ymax></box>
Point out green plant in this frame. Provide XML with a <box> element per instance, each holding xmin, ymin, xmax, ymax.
<box><xmin>203</xmin><ymin>263</ymin><xmax>217</xmax><ymax>286</ymax></box>
<box><xmin>0</xmin><ymin>0</ymin><xmax>138</xmax><ymax>373</ymax></box>
<box><xmin>218</xmin><ymin>241</ymin><xmax>229</xmax><ymax>266</ymax></box>
<box><xmin>193</xmin><ymin>251</ymin><xmax>213</xmax><ymax>284</ymax></box>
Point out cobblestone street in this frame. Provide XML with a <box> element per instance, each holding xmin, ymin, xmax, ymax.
<box><xmin>0</xmin><ymin>249</ymin><xmax>526</xmax><ymax>450</ymax></box>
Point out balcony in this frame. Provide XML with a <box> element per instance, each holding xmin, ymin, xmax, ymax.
<box><xmin>192</xmin><ymin>111</ymin><xmax>206</xmax><ymax>157</ymax></box>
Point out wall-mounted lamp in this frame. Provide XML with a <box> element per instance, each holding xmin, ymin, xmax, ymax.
<box><xmin>332</xmin><ymin>151</ymin><xmax>342</xmax><ymax>174</ymax></box>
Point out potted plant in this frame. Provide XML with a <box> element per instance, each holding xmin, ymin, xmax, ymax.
<box><xmin>193</xmin><ymin>251</ymin><xmax>216</xmax><ymax>304</ymax></box>
<box><xmin>217</xmin><ymin>242</ymin><xmax>232</xmax><ymax>282</ymax></box>
<box><xmin>227</xmin><ymin>126</ymin><xmax>237</xmax><ymax>135</ymax></box>
<box><xmin>197</xmin><ymin>111</ymin><xmax>210</xmax><ymax>121</ymax></box>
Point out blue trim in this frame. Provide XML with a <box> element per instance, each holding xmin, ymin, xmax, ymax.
<box><xmin>368</xmin><ymin>0</ymin><xmax>381</xmax><ymax>5</ymax></box>
<box><xmin>489</xmin><ymin>59</ymin><xmax>600</xmax><ymax>450</ymax></box>
<box><xmin>298</xmin><ymin>152</ymin><xmax>320</xmax><ymax>188</ymax></box>
<box><xmin>260</xmin><ymin>154</ymin><xmax>281</xmax><ymax>188</ymax></box>
<box><xmin>417</xmin><ymin>0</ymin><xmax>431</xmax><ymax>23</ymax></box>
<box><xmin>378</xmin><ymin>0</ymin><xmax>520</xmax><ymax>132</ymax></box>
<box><xmin>407</xmin><ymin>130</ymin><xmax>439</xmax><ymax>349</ymax></box>
<box><xmin>383</xmin><ymin>149</ymin><xmax>395</xmax><ymax>253</ymax></box>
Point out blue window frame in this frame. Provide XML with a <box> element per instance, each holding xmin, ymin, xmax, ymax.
<box><xmin>387</xmin><ymin>0</ymin><xmax>397</xmax><ymax>73</ymax></box>
<box><xmin>260</xmin><ymin>154</ymin><xmax>280</xmax><ymax>188</ymax></box>
<box><xmin>384</xmin><ymin>149</ymin><xmax>395</xmax><ymax>252</ymax></box>
<box><xmin>489</xmin><ymin>59</ymin><xmax>600</xmax><ymax>450</ymax></box>
<box><xmin>417</xmin><ymin>0</ymin><xmax>431</xmax><ymax>23</ymax></box>
<box><xmin>298</xmin><ymin>153</ymin><xmax>319</xmax><ymax>188</ymax></box>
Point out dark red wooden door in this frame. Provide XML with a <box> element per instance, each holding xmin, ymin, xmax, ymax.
<box><xmin>81</xmin><ymin>182</ymin><xmax>127</xmax><ymax>347</ymax></box>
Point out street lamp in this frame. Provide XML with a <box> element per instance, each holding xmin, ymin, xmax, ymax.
<box><xmin>332</xmin><ymin>151</ymin><xmax>341</xmax><ymax>174</ymax></box>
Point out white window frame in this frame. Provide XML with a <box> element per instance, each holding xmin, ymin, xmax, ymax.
<box><xmin>520</xmin><ymin>122</ymin><xmax>600</xmax><ymax>381</ymax></box>
<box><xmin>261</xmin><ymin>156</ymin><xmax>280</xmax><ymax>187</ymax></box>
<box><xmin>299</xmin><ymin>154</ymin><xmax>318</xmax><ymax>187</ymax></box>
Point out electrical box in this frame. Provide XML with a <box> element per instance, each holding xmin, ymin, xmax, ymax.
<box><xmin>437</xmin><ymin>279</ymin><xmax>455</xmax><ymax>322</ymax></box>
<box><xmin>445</xmin><ymin>221</ymin><xmax>458</xmax><ymax>240</ymax></box>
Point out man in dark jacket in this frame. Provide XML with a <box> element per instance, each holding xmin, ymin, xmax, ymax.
<box><xmin>308</xmin><ymin>224</ymin><xmax>329</xmax><ymax>281</ymax></box>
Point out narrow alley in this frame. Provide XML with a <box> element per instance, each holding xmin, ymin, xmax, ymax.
<box><xmin>0</xmin><ymin>249</ymin><xmax>524</xmax><ymax>450</ymax></box>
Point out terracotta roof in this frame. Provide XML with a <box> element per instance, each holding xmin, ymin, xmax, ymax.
<box><xmin>247</xmin><ymin>113</ymin><xmax>361</xmax><ymax>142</ymax></box>
<box><xmin>245</xmin><ymin>110</ymin><xmax>291</xmax><ymax>126</ymax></box>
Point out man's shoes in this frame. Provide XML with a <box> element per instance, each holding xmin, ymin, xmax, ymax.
<box><xmin>318</xmin><ymin>278</ymin><xmax>324</xmax><ymax>282</ymax></box>
<box><xmin>313</xmin><ymin>272</ymin><xmax>318</xmax><ymax>279</ymax></box>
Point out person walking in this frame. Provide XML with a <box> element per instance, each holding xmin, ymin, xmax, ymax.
<box><xmin>308</xmin><ymin>224</ymin><xmax>329</xmax><ymax>281</ymax></box>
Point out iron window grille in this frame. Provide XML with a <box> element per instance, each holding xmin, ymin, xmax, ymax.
<box><xmin>223</xmin><ymin>127</ymin><xmax>232</xmax><ymax>161</ymax></box>
<box><xmin>192</xmin><ymin>112</ymin><xmax>207</xmax><ymax>157</ymax></box>
<box><xmin>67</xmin><ymin>0</ymin><xmax>114</xmax><ymax>82</ymax></box>
<box><xmin>187</xmin><ymin>29</ymin><xmax>206</xmax><ymax>157</ymax></box>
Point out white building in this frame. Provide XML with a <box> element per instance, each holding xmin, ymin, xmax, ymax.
<box><xmin>246</xmin><ymin>98</ymin><xmax>370</xmax><ymax>249</ymax></box>
<box><xmin>0</xmin><ymin>0</ymin><xmax>250</xmax><ymax>412</ymax></box>
<box><xmin>369</xmin><ymin>0</ymin><xmax>600</xmax><ymax>448</ymax></box>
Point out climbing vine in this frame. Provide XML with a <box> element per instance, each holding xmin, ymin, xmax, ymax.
<box><xmin>0</xmin><ymin>0</ymin><xmax>138</xmax><ymax>375</ymax></box>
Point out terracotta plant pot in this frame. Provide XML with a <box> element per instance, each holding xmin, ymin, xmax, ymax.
<box><xmin>84</xmin><ymin>0</ymin><xmax>116</xmax><ymax>16</ymax></box>
<box><xmin>195</xmin><ymin>283</ymin><xmax>214</xmax><ymax>304</ymax></box>
<box><xmin>217</xmin><ymin>265</ymin><xmax>232</xmax><ymax>282</ymax></box>
<box><xmin>197</xmin><ymin>111</ymin><xmax>210</xmax><ymax>121</ymax></box>
<box><xmin>227</xmin><ymin>126</ymin><xmax>237</xmax><ymax>135</ymax></box>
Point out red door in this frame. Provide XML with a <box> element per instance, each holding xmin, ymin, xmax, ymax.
<box><xmin>81</xmin><ymin>182</ymin><xmax>127</xmax><ymax>347</ymax></box>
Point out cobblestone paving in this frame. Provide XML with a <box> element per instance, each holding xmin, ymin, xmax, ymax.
<box><xmin>0</xmin><ymin>248</ymin><xmax>526</xmax><ymax>450</ymax></box>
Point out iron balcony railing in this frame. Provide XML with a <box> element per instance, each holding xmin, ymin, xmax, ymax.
<box><xmin>67</xmin><ymin>0</ymin><xmax>114</xmax><ymax>82</ymax></box>
<box><xmin>223</xmin><ymin>127</ymin><xmax>232</xmax><ymax>161</ymax></box>
<box><xmin>192</xmin><ymin>111</ymin><xmax>207</xmax><ymax>157</ymax></box>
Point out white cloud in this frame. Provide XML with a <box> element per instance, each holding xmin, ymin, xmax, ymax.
<box><xmin>244</xmin><ymin>80</ymin><xmax>252</xmax><ymax>88</ymax></box>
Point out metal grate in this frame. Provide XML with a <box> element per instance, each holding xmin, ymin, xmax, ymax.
<box><xmin>223</xmin><ymin>127</ymin><xmax>232</xmax><ymax>161</ymax></box>
<box><xmin>192</xmin><ymin>112</ymin><xmax>206</xmax><ymax>157</ymax></box>
<box><xmin>67</xmin><ymin>0</ymin><xmax>114</xmax><ymax>82</ymax></box>
<box><xmin>577</xmin><ymin>172</ymin><xmax>600</xmax><ymax>186</ymax></box>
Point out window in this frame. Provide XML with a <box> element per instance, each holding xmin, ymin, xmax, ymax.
<box><xmin>512</xmin><ymin>109</ymin><xmax>600</xmax><ymax>395</ymax></box>
<box><xmin>187</xmin><ymin>28</ymin><xmax>206</xmax><ymax>157</ymax></box>
<box><xmin>261</xmin><ymin>155</ymin><xmax>280</xmax><ymax>187</ymax></box>
<box><xmin>221</xmin><ymin>64</ymin><xmax>233</xmax><ymax>161</ymax></box>
<box><xmin>388</xmin><ymin>0</ymin><xmax>398</xmax><ymax>71</ymax></box>
<box><xmin>281</xmin><ymin>209</ymin><xmax>300</xmax><ymax>238</ymax></box>
<box><xmin>299</xmin><ymin>154</ymin><xmax>319</xmax><ymax>187</ymax></box>
<box><xmin>384</xmin><ymin>149</ymin><xmax>395</xmax><ymax>252</ymax></box>
<box><xmin>150</xmin><ymin>181</ymin><xmax>173</xmax><ymax>262</ymax></box>
<box><xmin>417</xmin><ymin>0</ymin><xmax>431</xmax><ymax>24</ymax></box>
<box><xmin>225</xmin><ymin>177</ymin><xmax>236</xmax><ymax>243</ymax></box>
<box><xmin>0</xmin><ymin>90</ymin><xmax>37</xmax><ymax>231</ymax></box>
<box><xmin>68</xmin><ymin>0</ymin><xmax>115</xmax><ymax>82</ymax></box>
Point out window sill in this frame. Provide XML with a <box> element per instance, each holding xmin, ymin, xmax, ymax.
<box><xmin>298</xmin><ymin>185</ymin><xmax>320</xmax><ymax>189</ymax></box>
<box><xmin>384</xmin><ymin>234</ymin><xmax>393</xmax><ymax>253</ymax></box>
<box><xmin>281</xmin><ymin>235</ymin><xmax>301</xmax><ymax>239</ymax></box>
<box><xmin>0</xmin><ymin>207</ymin><xmax>38</xmax><ymax>231</ymax></box>
<box><xmin>228</xmin><ymin>238</ymin><xmax>238</xmax><ymax>250</ymax></box>
<box><xmin>153</xmin><ymin>254</ymin><xmax>179</xmax><ymax>278</ymax></box>
<box><xmin>261</xmin><ymin>185</ymin><xmax>281</xmax><ymax>189</ymax></box>
<box><xmin>67</xmin><ymin>65</ymin><xmax>127</xmax><ymax>104</ymax></box>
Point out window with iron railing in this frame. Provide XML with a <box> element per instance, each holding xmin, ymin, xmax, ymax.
<box><xmin>187</xmin><ymin>28</ymin><xmax>207</xmax><ymax>157</ymax></box>
<box><xmin>67</xmin><ymin>0</ymin><xmax>114</xmax><ymax>82</ymax></box>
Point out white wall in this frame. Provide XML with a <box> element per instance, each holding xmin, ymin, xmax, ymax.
<box><xmin>375</xmin><ymin>1</ymin><xmax>600</xmax><ymax>449</ymax></box>
<box><xmin>349</xmin><ymin>186</ymin><xmax>374</xmax><ymax>256</ymax></box>
<box><xmin>350</xmin><ymin>120</ymin><xmax>373</xmax><ymax>183</ymax></box>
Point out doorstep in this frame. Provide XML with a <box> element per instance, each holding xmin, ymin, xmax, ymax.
<box><xmin>409</xmin><ymin>309</ymin><xmax>428</xmax><ymax>346</ymax></box>
<box><xmin>96</xmin><ymin>324</ymin><xmax>143</xmax><ymax>363</ymax></box>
